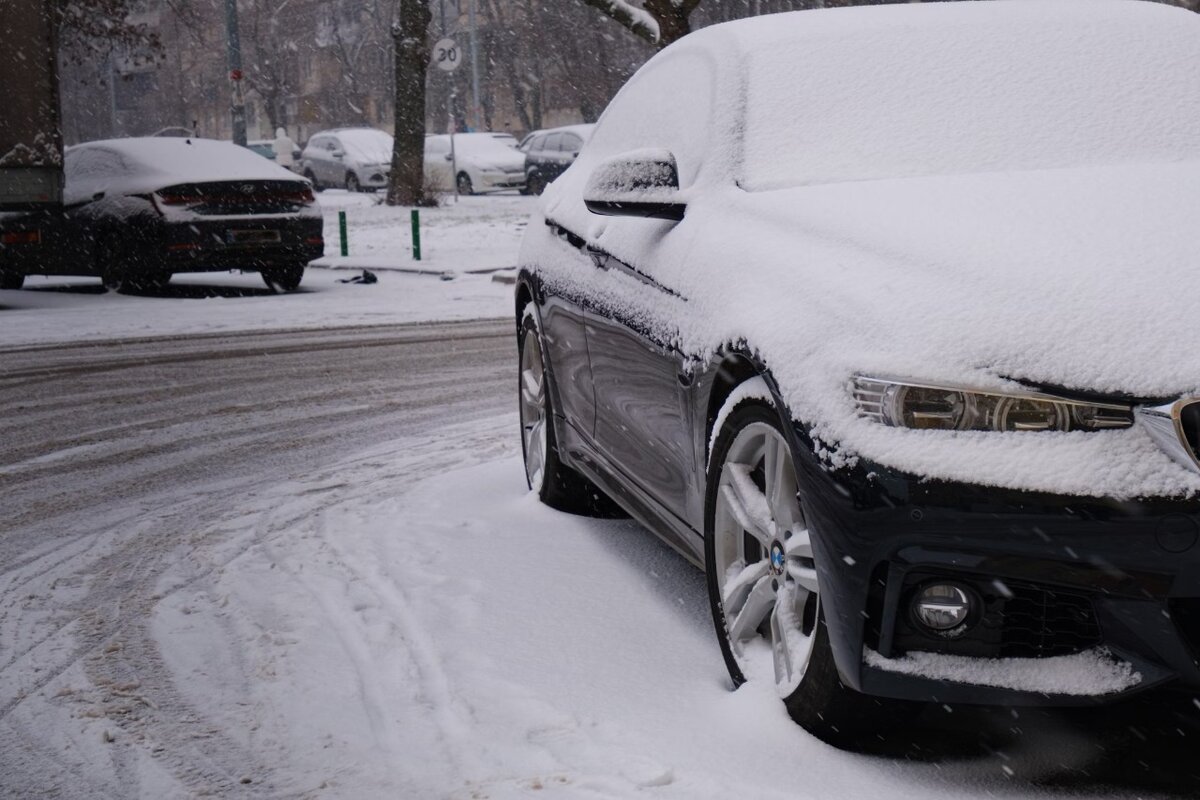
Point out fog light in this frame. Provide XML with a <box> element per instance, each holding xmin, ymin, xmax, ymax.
<box><xmin>912</xmin><ymin>583</ymin><xmax>973</xmax><ymax>633</ymax></box>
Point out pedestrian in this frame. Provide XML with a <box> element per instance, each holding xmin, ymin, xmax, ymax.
<box><xmin>273</xmin><ymin>127</ymin><xmax>296</xmax><ymax>170</ymax></box>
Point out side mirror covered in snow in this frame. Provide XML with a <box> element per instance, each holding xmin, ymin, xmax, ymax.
<box><xmin>584</xmin><ymin>150</ymin><xmax>686</xmax><ymax>221</ymax></box>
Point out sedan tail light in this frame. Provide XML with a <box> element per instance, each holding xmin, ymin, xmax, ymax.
<box><xmin>1</xmin><ymin>230</ymin><xmax>41</xmax><ymax>245</ymax></box>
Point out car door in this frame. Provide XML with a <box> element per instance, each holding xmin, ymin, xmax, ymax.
<box><xmin>577</xmin><ymin>52</ymin><xmax>716</xmax><ymax>522</ymax></box>
<box><xmin>424</xmin><ymin>137</ymin><xmax>451</xmax><ymax>190</ymax></box>
<box><xmin>327</xmin><ymin>136</ymin><xmax>348</xmax><ymax>186</ymax></box>
<box><xmin>553</xmin><ymin>133</ymin><xmax>584</xmax><ymax>181</ymax></box>
<box><xmin>541</xmin><ymin>133</ymin><xmax>564</xmax><ymax>180</ymax></box>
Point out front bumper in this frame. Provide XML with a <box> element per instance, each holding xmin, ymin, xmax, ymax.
<box><xmin>478</xmin><ymin>171</ymin><xmax>526</xmax><ymax>190</ymax></box>
<box><xmin>798</xmin><ymin>431</ymin><xmax>1200</xmax><ymax>706</ymax></box>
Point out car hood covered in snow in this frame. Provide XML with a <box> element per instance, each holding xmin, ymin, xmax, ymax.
<box><xmin>531</xmin><ymin>161</ymin><xmax>1200</xmax><ymax>500</ymax></box>
<box><xmin>522</xmin><ymin>1</ymin><xmax>1200</xmax><ymax>500</ymax></box>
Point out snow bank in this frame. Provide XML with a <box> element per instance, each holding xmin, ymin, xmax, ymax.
<box><xmin>864</xmin><ymin>647</ymin><xmax>1142</xmax><ymax>697</ymax></box>
<box><xmin>524</xmin><ymin>0</ymin><xmax>1200</xmax><ymax>499</ymax></box>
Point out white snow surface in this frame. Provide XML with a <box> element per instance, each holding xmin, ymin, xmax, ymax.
<box><xmin>8</xmin><ymin>416</ymin><xmax>1123</xmax><ymax>798</ymax></box>
<box><xmin>864</xmin><ymin>648</ymin><xmax>1142</xmax><ymax>697</ymax></box>
<box><xmin>527</xmin><ymin>0</ymin><xmax>1200</xmax><ymax>499</ymax></box>
<box><xmin>64</xmin><ymin>137</ymin><xmax>304</xmax><ymax>205</ymax></box>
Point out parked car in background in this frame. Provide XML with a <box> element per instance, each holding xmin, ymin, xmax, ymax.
<box><xmin>245</xmin><ymin>139</ymin><xmax>302</xmax><ymax>172</ymax></box>
<box><xmin>516</xmin><ymin>0</ymin><xmax>1200</xmax><ymax>748</ymax></box>
<box><xmin>424</xmin><ymin>133</ymin><xmax>525</xmax><ymax>195</ymax></box>
<box><xmin>519</xmin><ymin>124</ymin><xmax>594</xmax><ymax>195</ymax></box>
<box><xmin>1</xmin><ymin>137</ymin><xmax>322</xmax><ymax>292</ymax></box>
<box><xmin>300</xmin><ymin>128</ymin><xmax>393</xmax><ymax>192</ymax></box>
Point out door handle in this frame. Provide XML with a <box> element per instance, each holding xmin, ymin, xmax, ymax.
<box><xmin>586</xmin><ymin>247</ymin><xmax>609</xmax><ymax>270</ymax></box>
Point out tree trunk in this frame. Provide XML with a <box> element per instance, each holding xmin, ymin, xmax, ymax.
<box><xmin>388</xmin><ymin>0</ymin><xmax>432</xmax><ymax>206</ymax></box>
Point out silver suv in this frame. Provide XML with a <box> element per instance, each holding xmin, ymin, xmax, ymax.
<box><xmin>300</xmin><ymin>128</ymin><xmax>393</xmax><ymax>192</ymax></box>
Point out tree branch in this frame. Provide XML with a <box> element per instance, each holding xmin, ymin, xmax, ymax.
<box><xmin>574</xmin><ymin>0</ymin><xmax>659</xmax><ymax>46</ymax></box>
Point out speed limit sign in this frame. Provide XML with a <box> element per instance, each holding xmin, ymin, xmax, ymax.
<box><xmin>432</xmin><ymin>38</ymin><xmax>461</xmax><ymax>73</ymax></box>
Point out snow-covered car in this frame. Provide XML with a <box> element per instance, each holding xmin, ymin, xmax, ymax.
<box><xmin>519</xmin><ymin>124</ymin><xmax>594</xmax><ymax>195</ymax></box>
<box><xmin>301</xmin><ymin>128</ymin><xmax>393</xmax><ymax>192</ymax></box>
<box><xmin>515</xmin><ymin>0</ymin><xmax>1200</xmax><ymax>747</ymax></box>
<box><xmin>0</xmin><ymin>137</ymin><xmax>323</xmax><ymax>292</ymax></box>
<box><xmin>245</xmin><ymin>139</ymin><xmax>302</xmax><ymax>172</ymax></box>
<box><xmin>424</xmin><ymin>133</ymin><xmax>525</xmax><ymax>195</ymax></box>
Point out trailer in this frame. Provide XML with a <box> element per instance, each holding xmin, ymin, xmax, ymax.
<box><xmin>0</xmin><ymin>0</ymin><xmax>63</xmax><ymax>210</ymax></box>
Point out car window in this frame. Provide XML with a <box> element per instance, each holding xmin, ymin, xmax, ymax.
<box><xmin>529</xmin><ymin>135</ymin><xmax>547</xmax><ymax>153</ymax></box>
<box><xmin>425</xmin><ymin>137</ymin><xmax>449</xmax><ymax>155</ymax></box>
<box><xmin>560</xmin><ymin>134</ymin><xmax>583</xmax><ymax>153</ymax></box>
<box><xmin>543</xmin><ymin>133</ymin><xmax>563</xmax><ymax>152</ymax></box>
<box><xmin>64</xmin><ymin>147</ymin><xmax>127</xmax><ymax>181</ymax></box>
<box><xmin>587</xmin><ymin>50</ymin><xmax>716</xmax><ymax>187</ymax></box>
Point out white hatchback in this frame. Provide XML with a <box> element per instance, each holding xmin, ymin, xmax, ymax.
<box><xmin>424</xmin><ymin>133</ymin><xmax>526</xmax><ymax>195</ymax></box>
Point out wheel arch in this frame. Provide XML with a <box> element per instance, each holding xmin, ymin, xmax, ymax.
<box><xmin>703</xmin><ymin>348</ymin><xmax>770</xmax><ymax>464</ymax></box>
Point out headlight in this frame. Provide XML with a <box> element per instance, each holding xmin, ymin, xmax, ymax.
<box><xmin>852</xmin><ymin>376</ymin><xmax>1133</xmax><ymax>432</ymax></box>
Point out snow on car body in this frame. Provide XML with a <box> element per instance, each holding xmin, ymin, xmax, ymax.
<box><xmin>514</xmin><ymin>0</ymin><xmax>1200</xmax><ymax>746</ymax></box>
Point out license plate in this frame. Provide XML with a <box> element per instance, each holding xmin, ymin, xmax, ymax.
<box><xmin>227</xmin><ymin>229</ymin><xmax>281</xmax><ymax>245</ymax></box>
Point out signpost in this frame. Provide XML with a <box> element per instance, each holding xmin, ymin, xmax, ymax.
<box><xmin>432</xmin><ymin>39</ymin><xmax>462</xmax><ymax>202</ymax></box>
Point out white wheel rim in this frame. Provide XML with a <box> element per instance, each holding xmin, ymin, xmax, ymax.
<box><xmin>519</xmin><ymin>325</ymin><xmax>548</xmax><ymax>492</ymax></box>
<box><xmin>714</xmin><ymin>422</ymin><xmax>820</xmax><ymax>695</ymax></box>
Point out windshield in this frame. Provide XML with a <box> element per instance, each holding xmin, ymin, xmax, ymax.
<box><xmin>741</xmin><ymin>7</ymin><xmax>1200</xmax><ymax>189</ymax></box>
<box><xmin>337</xmin><ymin>130</ymin><xmax>393</xmax><ymax>164</ymax></box>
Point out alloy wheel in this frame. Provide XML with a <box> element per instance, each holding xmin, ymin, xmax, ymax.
<box><xmin>713</xmin><ymin>422</ymin><xmax>820</xmax><ymax>695</ymax></box>
<box><xmin>519</xmin><ymin>323</ymin><xmax>548</xmax><ymax>491</ymax></box>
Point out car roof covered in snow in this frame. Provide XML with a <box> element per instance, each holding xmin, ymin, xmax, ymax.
<box><xmin>579</xmin><ymin>0</ymin><xmax>1200</xmax><ymax>192</ymax></box>
<box><xmin>64</xmin><ymin>137</ymin><xmax>303</xmax><ymax>203</ymax></box>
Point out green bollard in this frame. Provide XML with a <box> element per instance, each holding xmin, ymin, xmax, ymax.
<box><xmin>411</xmin><ymin>208</ymin><xmax>421</xmax><ymax>261</ymax></box>
<box><xmin>338</xmin><ymin>210</ymin><xmax>348</xmax><ymax>257</ymax></box>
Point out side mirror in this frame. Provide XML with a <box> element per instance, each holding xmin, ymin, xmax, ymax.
<box><xmin>583</xmin><ymin>150</ymin><xmax>685</xmax><ymax>221</ymax></box>
<box><xmin>332</xmin><ymin>150</ymin><xmax>345</xmax><ymax>159</ymax></box>
<box><xmin>444</xmin><ymin>153</ymin><xmax>454</xmax><ymax>162</ymax></box>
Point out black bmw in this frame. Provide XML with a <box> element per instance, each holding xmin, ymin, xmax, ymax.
<box><xmin>513</xmin><ymin>2</ymin><xmax>1200</xmax><ymax>747</ymax></box>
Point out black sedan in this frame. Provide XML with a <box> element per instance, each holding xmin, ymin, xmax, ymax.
<box><xmin>515</xmin><ymin>2</ymin><xmax>1200</xmax><ymax>747</ymax></box>
<box><xmin>0</xmin><ymin>137</ymin><xmax>323</xmax><ymax>292</ymax></box>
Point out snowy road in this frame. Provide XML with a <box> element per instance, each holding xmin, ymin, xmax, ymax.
<box><xmin>1</xmin><ymin>322</ymin><xmax>1197</xmax><ymax>798</ymax></box>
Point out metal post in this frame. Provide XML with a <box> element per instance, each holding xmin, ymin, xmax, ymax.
<box><xmin>338</xmin><ymin>210</ymin><xmax>348</xmax><ymax>256</ymax></box>
<box><xmin>411</xmin><ymin>209</ymin><xmax>422</xmax><ymax>261</ymax></box>
<box><xmin>467</xmin><ymin>0</ymin><xmax>481</xmax><ymax>131</ymax></box>
<box><xmin>224</xmin><ymin>0</ymin><xmax>247</xmax><ymax>146</ymax></box>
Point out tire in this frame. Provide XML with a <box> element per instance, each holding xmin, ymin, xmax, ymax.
<box><xmin>303</xmin><ymin>169</ymin><xmax>322</xmax><ymax>192</ymax></box>
<box><xmin>261</xmin><ymin>264</ymin><xmax>305</xmax><ymax>292</ymax></box>
<box><xmin>0</xmin><ymin>270</ymin><xmax>25</xmax><ymax>290</ymax></box>
<box><xmin>456</xmin><ymin>172</ymin><xmax>474</xmax><ymax>196</ymax></box>
<box><xmin>346</xmin><ymin>173</ymin><xmax>360</xmax><ymax>193</ymax></box>
<box><xmin>705</xmin><ymin>397</ymin><xmax>914</xmax><ymax>749</ymax></box>
<box><xmin>526</xmin><ymin>172</ymin><xmax>547</xmax><ymax>196</ymax></box>
<box><xmin>518</xmin><ymin>306</ymin><xmax>619</xmax><ymax>516</ymax></box>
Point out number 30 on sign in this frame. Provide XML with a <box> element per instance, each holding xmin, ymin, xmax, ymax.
<box><xmin>433</xmin><ymin>38</ymin><xmax>461</xmax><ymax>73</ymax></box>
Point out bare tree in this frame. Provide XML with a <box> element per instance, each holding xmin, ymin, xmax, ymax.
<box><xmin>241</xmin><ymin>0</ymin><xmax>298</xmax><ymax>134</ymax></box>
<box><xmin>387</xmin><ymin>0</ymin><xmax>432</xmax><ymax>205</ymax></box>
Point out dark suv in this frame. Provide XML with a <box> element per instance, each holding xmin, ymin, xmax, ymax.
<box><xmin>519</xmin><ymin>124</ymin><xmax>594</xmax><ymax>195</ymax></box>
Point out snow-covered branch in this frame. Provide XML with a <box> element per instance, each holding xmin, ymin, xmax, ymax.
<box><xmin>576</xmin><ymin>0</ymin><xmax>661</xmax><ymax>45</ymax></box>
